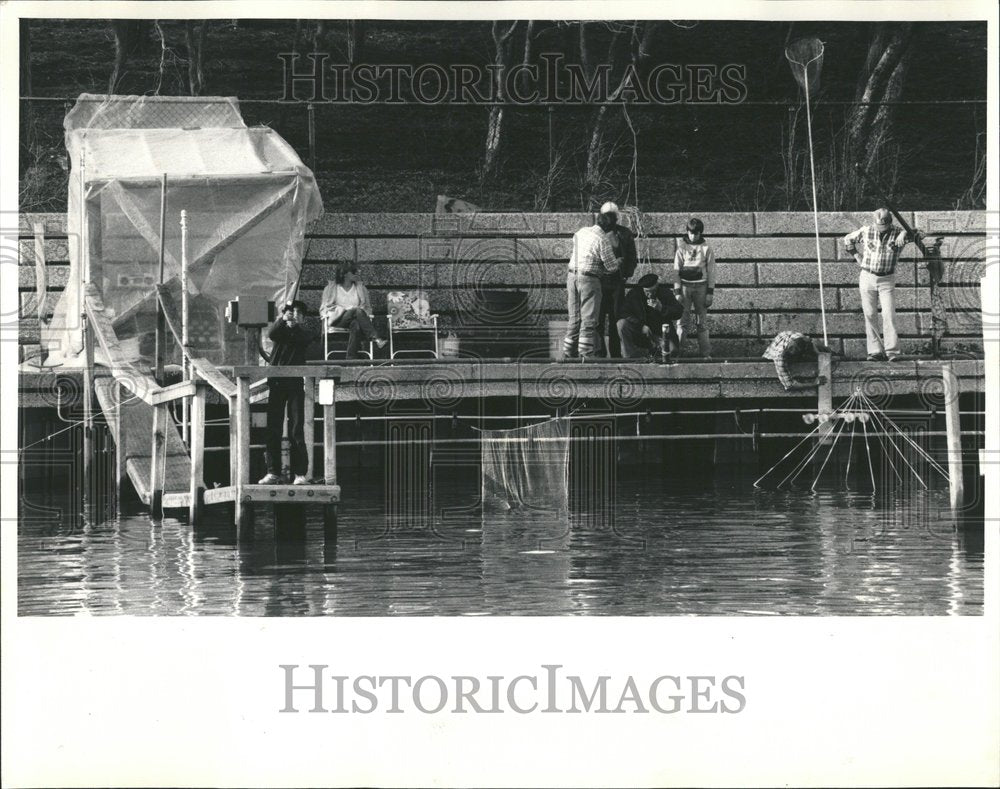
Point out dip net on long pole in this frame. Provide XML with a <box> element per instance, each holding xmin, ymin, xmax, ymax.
<box><xmin>786</xmin><ymin>37</ymin><xmax>830</xmax><ymax>347</ymax></box>
<box><xmin>478</xmin><ymin>417</ymin><xmax>570</xmax><ymax>512</ymax></box>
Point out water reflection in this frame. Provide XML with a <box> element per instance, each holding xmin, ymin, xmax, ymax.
<box><xmin>17</xmin><ymin>469</ymin><xmax>983</xmax><ymax>616</ymax></box>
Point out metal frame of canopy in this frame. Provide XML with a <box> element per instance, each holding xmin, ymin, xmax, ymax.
<box><xmin>77</xmin><ymin>167</ymin><xmax>305</xmax><ymax>451</ymax></box>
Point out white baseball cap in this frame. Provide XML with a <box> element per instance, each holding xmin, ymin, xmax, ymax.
<box><xmin>600</xmin><ymin>201</ymin><xmax>620</xmax><ymax>214</ymax></box>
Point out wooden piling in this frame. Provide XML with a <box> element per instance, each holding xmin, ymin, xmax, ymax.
<box><xmin>228</xmin><ymin>394</ymin><xmax>238</xmax><ymax>486</ymax></box>
<box><xmin>234</xmin><ymin>375</ymin><xmax>251</xmax><ymax>526</ymax></box>
<box><xmin>82</xmin><ymin>318</ymin><xmax>95</xmax><ymax>509</ymax></box>
<box><xmin>155</xmin><ymin>174</ymin><xmax>168</xmax><ymax>385</ymax></box>
<box><xmin>304</xmin><ymin>376</ymin><xmax>315</xmax><ymax>480</ymax></box>
<box><xmin>189</xmin><ymin>383</ymin><xmax>206</xmax><ymax>524</ymax></box>
<box><xmin>941</xmin><ymin>362</ymin><xmax>964</xmax><ymax>509</ymax></box>
<box><xmin>150</xmin><ymin>402</ymin><xmax>167</xmax><ymax>519</ymax></box>
<box><xmin>817</xmin><ymin>351</ymin><xmax>834</xmax><ymax>443</ymax></box>
<box><xmin>323</xmin><ymin>392</ymin><xmax>337</xmax><ymax>486</ymax></box>
<box><xmin>115</xmin><ymin>381</ymin><xmax>126</xmax><ymax>506</ymax></box>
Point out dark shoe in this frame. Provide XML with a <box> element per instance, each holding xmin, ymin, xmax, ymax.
<box><xmin>867</xmin><ymin>353</ymin><xmax>887</xmax><ymax>362</ymax></box>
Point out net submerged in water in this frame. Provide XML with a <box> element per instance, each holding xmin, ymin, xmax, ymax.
<box><xmin>480</xmin><ymin>417</ymin><xmax>570</xmax><ymax>512</ymax></box>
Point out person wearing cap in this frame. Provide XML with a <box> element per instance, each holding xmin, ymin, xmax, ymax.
<box><xmin>762</xmin><ymin>331</ymin><xmax>833</xmax><ymax>391</ymax></box>
<box><xmin>563</xmin><ymin>207</ymin><xmax>622</xmax><ymax>359</ymax></box>
<box><xmin>673</xmin><ymin>217</ymin><xmax>716</xmax><ymax>358</ymax></box>
<box><xmin>259</xmin><ymin>299</ymin><xmax>316</xmax><ymax>485</ymax></box>
<box><xmin>319</xmin><ymin>261</ymin><xmax>388</xmax><ymax>359</ymax></box>
<box><xmin>595</xmin><ymin>201</ymin><xmax>639</xmax><ymax>358</ymax></box>
<box><xmin>617</xmin><ymin>273</ymin><xmax>683</xmax><ymax>360</ymax></box>
<box><xmin>843</xmin><ymin>208</ymin><xmax>912</xmax><ymax>361</ymax></box>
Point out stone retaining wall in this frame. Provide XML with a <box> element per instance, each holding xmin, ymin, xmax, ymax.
<box><xmin>16</xmin><ymin>211</ymin><xmax>988</xmax><ymax>359</ymax></box>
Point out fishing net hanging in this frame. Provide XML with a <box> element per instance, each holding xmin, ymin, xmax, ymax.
<box><xmin>785</xmin><ymin>37</ymin><xmax>825</xmax><ymax>95</ymax></box>
<box><xmin>479</xmin><ymin>417</ymin><xmax>570</xmax><ymax>512</ymax></box>
<box><xmin>754</xmin><ymin>388</ymin><xmax>950</xmax><ymax>492</ymax></box>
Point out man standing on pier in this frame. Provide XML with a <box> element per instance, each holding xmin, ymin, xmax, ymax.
<box><xmin>260</xmin><ymin>300</ymin><xmax>316</xmax><ymax>485</ymax></box>
<box><xmin>563</xmin><ymin>207</ymin><xmax>623</xmax><ymax>359</ymax></box>
<box><xmin>596</xmin><ymin>201</ymin><xmax>639</xmax><ymax>358</ymax></box>
<box><xmin>843</xmin><ymin>208</ymin><xmax>913</xmax><ymax>361</ymax></box>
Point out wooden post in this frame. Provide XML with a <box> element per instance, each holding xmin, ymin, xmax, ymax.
<box><xmin>320</xmin><ymin>381</ymin><xmax>338</xmax><ymax>537</ymax></box>
<box><xmin>304</xmin><ymin>376</ymin><xmax>315</xmax><ymax>480</ymax></box>
<box><xmin>180</xmin><ymin>209</ymin><xmax>190</xmax><ymax>445</ymax></box>
<box><xmin>82</xmin><ymin>317</ymin><xmax>95</xmax><ymax>510</ymax></box>
<box><xmin>155</xmin><ymin>174</ymin><xmax>168</xmax><ymax>384</ymax></box>
<box><xmin>245</xmin><ymin>326</ymin><xmax>261</xmax><ymax>365</ymax></box>
<box><xmin>228</xmin><ymin>397</ymin><xmax>240</xmax><ymax>486</ymax></box>
<box><xmin>941</xmin><ymin>362</ymin><xmax>964</xmax><ymax>509</ymax></box>
<box><xmin>235</xmin><ymin>375</ymin><xmax>251</xmax><ymax>528</ymax></box>
<box><xmin>817</xmin><ymin>351</ymin><xmax>834</xmax><ymax>443</ymax></box>
<box><xmin>115</xmin><ymin>381</ymin><xmax>126</xmax><ymax>507</ymax></box>
<box><xmin>189</xmin><ymin>383</ymin><xmax>206</xmax><ymax>524</ymax></box>
<box><xmin>307</xmin><ymin>102</ymin><xmax>317</xmax><ymax>172</ymax></box>
<box><xmin>323</xmin><ymin>387</ymin><xmax>337</xmax><ymax>486</ymax></box>
<box><xmin>150</xmin><ymin>402</ymin><xmax>167</xmax><ymax>519</ymax></box>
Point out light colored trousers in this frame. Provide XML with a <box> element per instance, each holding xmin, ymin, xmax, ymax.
<box><xmin>679</xmin><ymin>281</ymin><xmax>712</xmax><ymax>357</ymax></box>
<box><xmin>859</xmin><ymin>270</ymin><xmax>899</xmax><ymax>356</ymax></box>
<box><xmin>563</xmin><ymin>272</ymin><xmax>603</xmax><ymax>358</ymax></box>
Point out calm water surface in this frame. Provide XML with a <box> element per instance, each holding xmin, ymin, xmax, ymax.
<box><xmin>18</xmin><ymin>471</ymin><xmax>983</xmax><ymax>616</ymax></box>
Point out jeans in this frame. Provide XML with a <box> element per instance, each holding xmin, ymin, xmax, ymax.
<box><xmin>858</xmin><ymin>270</ymin><xmax>899</xmax><ymax>356</ymax></box>
<box><xmin>265</xmin><ymin>378</ymin><xmax>307</xmax><ymax>476</ymax></box>
<box><xmin>331</xmin><ymin>308</ymin><xmax>380</xmax><ymax>359</ymax></box>
<box><xmin>597</xmin><ymin>278</ymin><xmax>625</xmax><ymax>358</ymax></box>
<box><xmin>563</xmin><ymin>272</ymin><xmax>603</xmax><ymax>358</ymax></box>
<box><xmin>679</xmin><ymin>281</ymin><xmax>712</xmax><ymax>357</ymax></box>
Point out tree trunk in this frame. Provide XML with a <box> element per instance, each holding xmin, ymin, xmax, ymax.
<box><xmin>109</xmin><ymin>21</ymin><xmax>147</xmax><ymax>94</ymax></box>
<box><xmin>347</xmin><ymin>20</ymin><xmax>366</xmax><ymax>64</ymax></box>
<box><xmin>581</xmin><ymin>27</ymin><xmax>627</xmax><ymax>204</ymax></box>
<box><xmin>185</xmin><ymin>21</ymin><xmax>207</xmax><ymax>96</ymax></box>
<box><xmin>848</xmin><ymin>23</ymin><xmax>914</xmax><ymax>178</ymax></box>
<box><xmin>20</xmin><ymin>21</ymin><xmax>32</xmax><ymax>96</ymax></box>
<box><xmin>482</xmin><ymin>21</ymin><xmax>519</xmax><ymax>176</ymax></box>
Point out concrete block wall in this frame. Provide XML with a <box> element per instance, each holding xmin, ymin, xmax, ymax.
<box><xmin>16</xmin><ymin>210</ymin><xmax>989</xmax><ymax>360</ymax></box>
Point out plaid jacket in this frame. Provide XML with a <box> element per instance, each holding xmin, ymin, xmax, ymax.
<box><xmin>843</xmin><ymin>224</ymin><xmax>911</xmax><ymax>276</ymax></box>
<box><xmin>763</xmin><ymin>330</ymin><xmax>813</xmax><ymax>390</ymax></box>
<box><xmin>569</xmin><ymin>225</ymin><xmax>620</xmax><ymax>276</ymax></box>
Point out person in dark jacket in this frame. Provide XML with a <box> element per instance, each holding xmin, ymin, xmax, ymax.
<box><xmin>617</xmin><ymin>273</ymin><xmax>683</xmax><ymax>360</ymax></box>
<box><xmin>259</xmin><ymin>300</ymin><xmax>316</xmax><ymax>485</ymax></box>
<box><xmin>595</xmin><ymin>201</ymin><xmax>639</xmax><ymax>358</ymax></box>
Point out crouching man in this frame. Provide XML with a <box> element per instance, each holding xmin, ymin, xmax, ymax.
<box><xmin>260</xmin><ymin>300</ymin><xmax>316</xmax><ymax>485</ymax></box>
<box><xmin>762</xmin><ymin>331</ymin><xmax>833</xmax><ymax>391</ymax></box>
<box><xmin>617</xmin><ymin>273</ymin><xmax>684</xmax><ymax>361</ymax></box>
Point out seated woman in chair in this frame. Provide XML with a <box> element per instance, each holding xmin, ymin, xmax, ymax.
<box><xmin>319</xmin><ymin>261</ymin><xmax>388</xmax><ymax>359</ymax></box>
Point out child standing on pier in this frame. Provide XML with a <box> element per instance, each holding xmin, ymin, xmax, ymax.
<box><xmin>260</xmin><ymin>300</ymin><xmax>316</xmax><ymax>485</ymax></box>
<box><xmin>674</xmin><ymin>217</ymin><xmax>716</xmax><ymax>358</ymax></box>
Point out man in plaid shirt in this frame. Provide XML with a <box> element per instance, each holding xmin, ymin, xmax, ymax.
<box><xmin>843</xmin><ymin>207</ymin><xmax>912</xmax><ymax>361</ymax></box>
<box><xmin>762</xmin><ymin>331</ymin><xmax>831</xmax><ymax>390</ymax></box>
<box><xmin>563</xmin><ymin>205</ymin><xmax>622</xmax><ymax>358</ymax></box>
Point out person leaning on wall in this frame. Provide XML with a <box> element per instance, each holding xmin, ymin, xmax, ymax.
<box><xmin>842</xmin><ymin>207</ymin><xmax>912</xmax><ymax>362</ymax></box>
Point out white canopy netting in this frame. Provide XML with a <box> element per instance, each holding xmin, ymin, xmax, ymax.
<box><xmin>43</xmin><ymin>94</ymin><xmax>323</xmax><ymax>368</ymax></box>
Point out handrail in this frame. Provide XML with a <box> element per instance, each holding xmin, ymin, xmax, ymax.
<box><xmin>83</xmin><ymin>285</ymin><xmax>163</xmax><ymax>406</ymax></box>
<box><xmin>189</xmin><ymin>356</ymin><xmax>237</xmax><ymax>400</ymax></box>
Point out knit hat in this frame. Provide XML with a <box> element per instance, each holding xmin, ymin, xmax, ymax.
<box><xmin>637</xmin><ymin>273</ymin><xmax>659</xmax><ymax>288</ymax></box>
